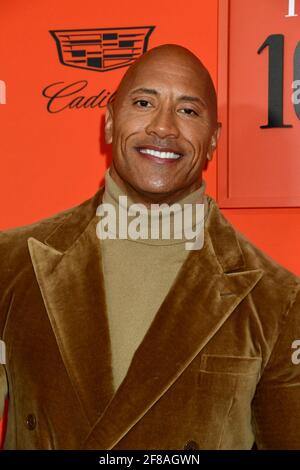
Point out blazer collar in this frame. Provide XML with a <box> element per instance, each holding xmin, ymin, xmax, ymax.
<box><xmin>27</xmin><ymin>188</ymin><xmax>263</xmax><ymax>448</ymax></box>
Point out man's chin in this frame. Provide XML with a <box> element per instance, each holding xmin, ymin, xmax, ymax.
<box><xmin>129</xmin><ymin>183</ymin><xmax>185</xmax><ymax>204</ymax></box>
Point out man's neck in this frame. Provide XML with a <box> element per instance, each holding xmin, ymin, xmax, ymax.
<box><xmin>109</xmin><ymin>164</ymin><xmax>203</xmax><ymax>208</ymax></box>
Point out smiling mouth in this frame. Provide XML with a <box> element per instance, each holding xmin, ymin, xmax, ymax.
<box><xmin>137</xmin><ymin>147</ymin><xmax>183</xmax><ymax>161</ymax></box>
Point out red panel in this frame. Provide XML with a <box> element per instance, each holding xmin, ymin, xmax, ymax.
<box><xmin>218</xmin><ymin>0</ymin><xmax>300</xmax><ymax>207</ymax></box>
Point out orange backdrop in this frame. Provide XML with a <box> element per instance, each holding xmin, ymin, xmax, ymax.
<box><xmin>0</xmin><ymin>0</ymin><xmax>299</xmax><ymax>446</ymax></box>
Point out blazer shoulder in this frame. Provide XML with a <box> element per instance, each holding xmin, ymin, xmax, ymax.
<box><xmin>0</xmin><ymin>190</ymin><xmax>103</xmax><ymax>286</ymax></box>
<box><xmin>0</xmin><ymin>205</ymin><xmax>72</xmax><ymax>262</ymax></box>
<box><xmin>212</xmin><ymin>205</ymin><xmax>300</xmax><ymax>357</ymax></box>
<box><xmin>207</xmin><ymin>197</ymin><xmax>300</xmax><ymax>326</ymax></box>
<box><xmin>0</xmin><ymin>191</ymin><xmax>100</xmax><ymax>255</ymax></box>
<box><xmin>208</xmin><ymin>196</ymin><xmax>300</xmax><ymax>287</ymax></box>
<box><xmin>0</xmin><ymin>190</ymin><xmax>103</xmax><ymax>335</ymax></box>
<box><xmin>232</xmin><ymin>222</ymin><xmax>300</xmax><ymax>329</ymax></box>
<box><xmin>235</xmin><ymin>226</ymin><xmax>300</xmax><ymax>286</ymax></box>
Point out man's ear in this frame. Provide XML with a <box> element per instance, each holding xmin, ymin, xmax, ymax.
<box><xmin>207</xmin><ymin>122</ymin><xmax>222</xmax><ymax>161</ymax></box>
<box><xmin>105</xmin><ymin>104</ymin><xmax>114</xmax><ymax>144</ymax></box>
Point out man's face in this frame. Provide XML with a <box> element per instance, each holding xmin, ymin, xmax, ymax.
<box><xmin>105</xmin><ymin>49</ymin><xmax>220</xmax><ymax>201</ymax></box>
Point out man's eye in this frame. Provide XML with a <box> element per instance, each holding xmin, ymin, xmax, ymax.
<box><xmin>134</xmin><ymin>100</ymin><xmax>152</xmax><ymax>108</ymax></box>
<box><xmin>178</xmin><ymin>108</ymin><xmax>198</xmax><ymax>116</ymax></box>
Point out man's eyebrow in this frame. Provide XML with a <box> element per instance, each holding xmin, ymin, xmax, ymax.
<box><xmin>129</xmin><ymin>88</ymin><xmax>207</xmax><ymax>107</ymax></box>
<box><xmin>129</xmin><ymin>88</ymin><xmax>159</xmax><ymax>96</ymax></box>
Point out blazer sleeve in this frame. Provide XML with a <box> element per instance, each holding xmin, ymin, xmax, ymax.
<box><xmin>252</xmin><ymin>285</ymin><xmax>300</xmax><ymax>449</ymax></box>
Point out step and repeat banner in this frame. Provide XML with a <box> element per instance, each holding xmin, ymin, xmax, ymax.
<box><xmin>0</xmin><ymin>0</ymin><xmax>218</xmax><ymax>229</ymax></box>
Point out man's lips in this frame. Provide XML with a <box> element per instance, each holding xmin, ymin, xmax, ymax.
<box><xmin>135</xmin><ymin>145</ymin><xmax>184</xmax><ymax>163</ymax></box>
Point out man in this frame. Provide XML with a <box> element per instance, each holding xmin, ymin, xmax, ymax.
<box><xmin>0</xmin><ymin>44</ymin><xmax>300</xmax><ymax>450</ymax></box>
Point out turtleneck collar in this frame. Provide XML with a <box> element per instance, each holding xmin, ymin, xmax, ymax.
<box><xmin>100</xmin><ymin>167</ymin><xmax>209</xmax><ymax>246</ymax></box>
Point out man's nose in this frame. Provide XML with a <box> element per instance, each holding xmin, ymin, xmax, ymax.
<box><xmin>145</xmin><ymin>107</ymin><xmax>180</xmax><ymax>139</ymax></box>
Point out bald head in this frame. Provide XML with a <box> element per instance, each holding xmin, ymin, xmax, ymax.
<box><xmin>114</xmin><ymin>44</ymin><xmax>218</xmax><ymax>125</ymax></box>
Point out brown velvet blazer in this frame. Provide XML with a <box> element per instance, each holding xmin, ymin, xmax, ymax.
<box><xmin>0</xmin><ymin>188</ymin><xmax>300</xmax><ymax>450</ymax></box>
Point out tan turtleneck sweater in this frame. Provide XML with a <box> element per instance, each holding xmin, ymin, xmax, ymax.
<box><xmin>99</xmin><ymin>168</ymin><xmax>209</xmax><ymax>392</ymax></box>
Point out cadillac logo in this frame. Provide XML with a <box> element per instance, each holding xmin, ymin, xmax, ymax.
<box><xmin>50</xmin><ymin>26</ymin><xmax>155</xmax><ymax>72</ymax></box>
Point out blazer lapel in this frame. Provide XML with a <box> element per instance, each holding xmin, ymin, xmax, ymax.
<box><xmin>81</xmin><ymin>198</ymin><xmax>263</xmax><ymax>449</ymax></box>
<box><xmin>27</xmin><ymin>189</ymin><xmax>115</xmax><ymax>426</ymax></box>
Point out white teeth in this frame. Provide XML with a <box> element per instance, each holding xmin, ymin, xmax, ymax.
<box><xmin>139</xmin><ymin>148</ymin><xmax>181</xmax><ymax>159</ymax></box>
